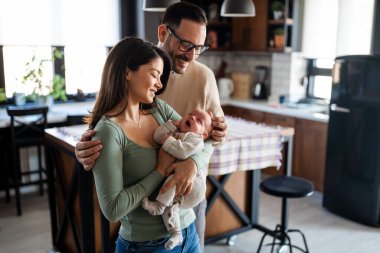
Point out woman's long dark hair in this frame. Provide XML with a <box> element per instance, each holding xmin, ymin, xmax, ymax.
<box><xmin>86</xmin><ymin>37</ymin><xmax>171</xmax><ymax>129</ymax></box>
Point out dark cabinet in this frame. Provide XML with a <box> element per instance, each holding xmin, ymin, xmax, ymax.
<box><xmin>222</xmin><ymin>105</ymin><xmax>265</xmax><ymax>123</ymax></box>
<box><xmin>231</xmin><ymin>0</ymin><xmax>268</xmax><ymax>51</ymax></box>
<box><xmin>189</xmin><ymin>0</ymin><xmax>299</xmax><ymax>52</ymax></box>
<box><xmin>186</xmin><ymin>0</ymin><xmax>233</xmax><ymax>50</ymax></box>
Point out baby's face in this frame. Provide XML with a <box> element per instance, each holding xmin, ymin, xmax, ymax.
<box><xmin>179</xmin><ymin>109</ymin><xmax>212</xmax><ymax>138</ymax></box>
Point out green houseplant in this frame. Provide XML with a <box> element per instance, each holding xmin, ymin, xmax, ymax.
<box><xmin>20</xmin><ymin>48</ymin><xmax>67</xmax><ymax>105</ymax></box>
<box><xmin>271</xmin><ymin>1</ymin><xmax>283</xmax><ymax>19</ymax></box>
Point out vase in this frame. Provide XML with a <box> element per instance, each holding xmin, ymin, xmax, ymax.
<box><xmin>37</xmin><ymin>95</ymin><xmax>54</xmax><ymax>107</ymax></box>
<box><xmin>14</xmin><ymin>93</ymin><xmax>26</xmax><ymax>106</ymax></box>
<box><xmin>273</xmin><ymin>11</ymin><xmax>283</xmax><ymax>20</ymax></box>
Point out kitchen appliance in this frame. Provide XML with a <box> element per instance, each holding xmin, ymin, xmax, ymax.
<box><xmin>218</xmin><ymin>77</ymin><xmax>234</xmax><ymax>100</ymax></box>
<box><xmin>323</xmin><ymin>55</ymin><xmax>380</xmax><ymax>226</ymax></box>
<box><xmin>252</xmin><ymin>66</ymin><xmax>268</xmax><ymax>99</ymax></box>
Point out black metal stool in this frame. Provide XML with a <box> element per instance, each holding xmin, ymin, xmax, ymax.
<box><xmin>257</xmin><ymin>175</ymin><xmax>314</xmax><ymax>253</ymax></box>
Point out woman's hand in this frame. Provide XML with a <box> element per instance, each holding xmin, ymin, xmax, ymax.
<box><xmin>160</xmin><ymin>159</ymin><xmax>197</xmax><ymax>196</ymax></box>
<box><xmin>155</xmin><ymin>148</ymin><xmax>176</xmax><ymax>176</ymax></box>
<box><xmin>75</xmin><ymin>129</ymin><xmax>103</xmax><ymax>171</ymax></box>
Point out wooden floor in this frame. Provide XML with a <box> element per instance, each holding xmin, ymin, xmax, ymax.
<box><xmin>0</xmin><ymin>185</ymin><xmax>379</xmax><ymax>253</ymax></box>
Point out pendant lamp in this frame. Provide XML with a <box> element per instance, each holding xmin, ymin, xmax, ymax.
<box><xmin>221</xmin><ymin>0</ymin><xmax>256</xmax><ymax>17</ymax></box>
<box><xmin>143</xmin><ymin>0</ymin><xmax>180</xmax><ymax>12</ymax></box>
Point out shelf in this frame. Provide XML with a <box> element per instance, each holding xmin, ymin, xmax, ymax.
<box><xmin>267</xmin><ymin>47</ymin><xmax>292</xmax><ymax>53</ymax></box>
<box><xmin>268</xmin><ymin>18</ymin><xmax>294</xmax><ymax>25</ymax></box>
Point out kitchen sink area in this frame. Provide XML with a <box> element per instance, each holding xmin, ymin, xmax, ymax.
<box><xmin>222</xmin><ymin>98</ymin><xmax>330</xmax><ymax>123</ymax></box>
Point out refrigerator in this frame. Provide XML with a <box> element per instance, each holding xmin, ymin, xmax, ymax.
<box><xmin>323</xmin><ymin>55</ymin><xmax>380</xmax><ymax>226</ymax></box>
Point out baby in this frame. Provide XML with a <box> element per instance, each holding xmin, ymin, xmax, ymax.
<box><xmin>142</xmin><ymin>109</ymin><xmax>213</xmax><ymax>250</ymax></box>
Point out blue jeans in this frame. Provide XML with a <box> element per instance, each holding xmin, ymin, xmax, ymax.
<box><xmin>193</xmin><ymin>199</ymin><xmax>206</xmax><ymax>253</ymax></box>
<box><xmin>115</xmin><ymin>222</ymin><xmax>200</xmax><ymax>253</ymax></box>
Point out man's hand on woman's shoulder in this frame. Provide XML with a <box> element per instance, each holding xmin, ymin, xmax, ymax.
<box><xmin>75</xmin><ymin>129</ymin><xmax>102</xmax><ymax>171</ymax></box>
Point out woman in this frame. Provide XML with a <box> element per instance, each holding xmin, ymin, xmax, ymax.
<box><xmin>86</xmin><ymin>37</ymin><xmax>203</xmax><ymax>252</ymax></box>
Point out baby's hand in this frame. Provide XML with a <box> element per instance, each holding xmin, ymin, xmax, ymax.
<box><xmin>171</xmin><ymin>120</ymin><xmax>180</xmax><ymax>128</ymax></box>
<box><xmin>161</xmin><ymin>133</ymin><xmax>171</xmax><ymax>144</ymax></box>
<box><xmin>159</xmin><ymin>134</ymin><xmax>170</xmax><ymax>145</ymax></box>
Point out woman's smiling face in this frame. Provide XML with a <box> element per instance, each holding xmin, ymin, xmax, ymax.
<box><xmin>126</xmin><ymin>57</ymin><xmax>164</xmax><ymax>104</ymax></box>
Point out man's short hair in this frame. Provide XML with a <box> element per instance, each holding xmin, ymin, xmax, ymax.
<box><xmin>161</xmin><ymin>1</ymin><xmax>208</xmax><ymax>29</ymax></box>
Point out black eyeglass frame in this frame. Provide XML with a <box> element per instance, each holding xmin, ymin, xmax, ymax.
<box><xmin>166</xmin><ymin>26</ymin><xmax>209</xmax><ymax>55</ymax></box>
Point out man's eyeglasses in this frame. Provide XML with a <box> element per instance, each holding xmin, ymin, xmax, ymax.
<box><xmin>167</xmin><ymin>26</ymin><xmax>209</xmax><ymax>55</ymax></box>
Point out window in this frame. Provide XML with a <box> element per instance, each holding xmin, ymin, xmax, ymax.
<box><xmin>302</xmin><ymin>0</ymin><xmax>374</xmax><ymax>102</ymax></box>
<box><xmin>0</xmin><ymin>0</ymin><xmax>120</xmax><ymax>102</ymax></box>
<box><xmin>305</xmin><ymin>58</ymin><xmax>334</xmax><ymax>101</ymax></box>
<box><xmin>64</xmin><ymin>46</ymin><xmax>107</xmax><ymax>95</ymax></box>
<box><xmin>3</xmin><ymin>46</ymin><xmax>53</xmax><ymax>98</ymax></box>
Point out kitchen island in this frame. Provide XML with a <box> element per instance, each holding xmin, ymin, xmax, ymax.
<box><xmin>44</xmin><ymin>116</ymin><xmax>293</xmax><ymax>253</ymax></box>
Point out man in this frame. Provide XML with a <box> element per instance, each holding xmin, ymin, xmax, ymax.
<box><xmin>75</xmin><ymin>2</ymin><xmax>227</xmax><ymax>252</ymax></box>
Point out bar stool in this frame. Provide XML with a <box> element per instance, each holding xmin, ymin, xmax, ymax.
<box><xmin>7</xmin><ymin>105</ymin><xmax>49</xmax><ymax>216</ymax></box>
<box><xmin>257</xmin><ymin>175</ymin><xmax>314</xmax><ymax>253</ymax></box>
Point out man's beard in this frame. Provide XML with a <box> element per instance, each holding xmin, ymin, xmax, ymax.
<box><xmin>163</xmin><ymin>41</ymin><xmax>190</xmax><ymax>74</ymax></box>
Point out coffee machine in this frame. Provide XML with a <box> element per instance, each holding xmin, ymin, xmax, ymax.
<box><xmin>252</xmin><ymin>66</ymin><xmax>268</xmax><ymax>99</ymax></box>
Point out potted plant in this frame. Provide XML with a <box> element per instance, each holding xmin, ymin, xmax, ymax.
<box><xmin>271</xmin><ymin>1</ymin><xmax>283</xmax><ymax>20</ymax></box>
<box><xmin>273</xmin><ymin>27</ymin><xmax>285</xmax><ymax>48</ymax></box>
<box><xmin>20</xmin><ymin>48</ymin><xmax>67</xmax><ymax>106</ymax></box>
<box><xmin>16</xmin><ymin>54</ymin><xmax>47</xmax><ymax>105</ymax></box>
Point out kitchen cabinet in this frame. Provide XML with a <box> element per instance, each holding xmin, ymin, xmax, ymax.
<box><xmin>231</xmin><ymin>0</ymin><xmax>268</xmax><ymax>51</ymax></box>
<box><xmin>264</xmin><ymin>112</ymin><xmax>295</xmax><ymax>128</ymax></box>
<box><xmin>188</xmin><ymin>0</ymin><xmax>233</xmax><ymax>50</ymax></box>
<box><xmin>190</xmin><ymin>0</ymin><xmax>299</xmax><ymax>52</ymax></box>
<box><xmin>231</xmin><ymin>0</ymin><xmax>299</xmax><ymax>52</ymax></box>
<box><xmin>293</xmin><ymin>118</ymin><xmax>327</xmax><ymax>192</ymax></box>
<box><xmin>267</xmin><ymin>0</ymin><xmax>295</xmax><ymax>52</ymax></box>
<box><xmin>222</xmin><ymin>105</ymin><xmax>327</xmax><ymax>191</ymax></box>
<box><xmin>262</xmin><ymin>112</ymin><xmax>295</xmax><ymax>176</ymax></box>
<box><xmin>222</xmin><ymin>105</ymin><xmax>265</xmax><ymax>123</ymax></box>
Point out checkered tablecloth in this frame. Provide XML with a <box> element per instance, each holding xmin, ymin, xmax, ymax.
<box><xmin>208</xmin><ymin>116</ymin><xmax>283</xmax><ymax>176</ymax></box>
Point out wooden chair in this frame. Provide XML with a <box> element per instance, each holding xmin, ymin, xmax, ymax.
<box><xmin>7</xmin><ymin>105</ymin><xmax>49</xmax><ymax>215</ymax></box>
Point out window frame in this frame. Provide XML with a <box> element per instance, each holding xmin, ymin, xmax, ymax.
<box><xmin>305</xmin><ymin>58</ymin><xmax>333</xmax><ymax>102</ymax></box>
<box><xmin>0</xmin><ymin>45</ymin><xmax>113</xmax><ymax>106</ymax></box>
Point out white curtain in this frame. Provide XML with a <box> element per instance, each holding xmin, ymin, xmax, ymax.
<box><xmin>302</xmin><ymin>0</ymin><xmax>375</xmax><ymax>58</ymax></box>
<box><xmin>0</xmin><ymin>0</ymin><xmax>121</xmax><ymax>46</ymax></box>
<box><xmin>335</xmin><ymin>0</ymin><xmax>375</xmax><ymax>56</ymax></box>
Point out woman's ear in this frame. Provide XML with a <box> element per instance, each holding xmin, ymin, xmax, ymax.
<box><xmin>126</xmin><ymin>69</ymin><xmax>131</xmax><ymax>80</ymax></box>
<box><xmin>158</xmin><ymin>24</ymin><xmax>168</xmax><ymax>43</ymax></box>
<box><xmin>202</xmin><ymin>132</ymin><xmax>209</xmax><ymax>140</ymax></box>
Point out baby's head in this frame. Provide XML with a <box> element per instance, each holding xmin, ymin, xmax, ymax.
<box><xmin>179</xmin><ymin>109</ymin><xmax>213</xmax><ymax>140</ymax></box>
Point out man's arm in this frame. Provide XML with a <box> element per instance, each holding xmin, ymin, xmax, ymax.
<box><xmin>75</xmin><ymin>129</ymin><xmax>103</xmax><ymax>171</ymax></box>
